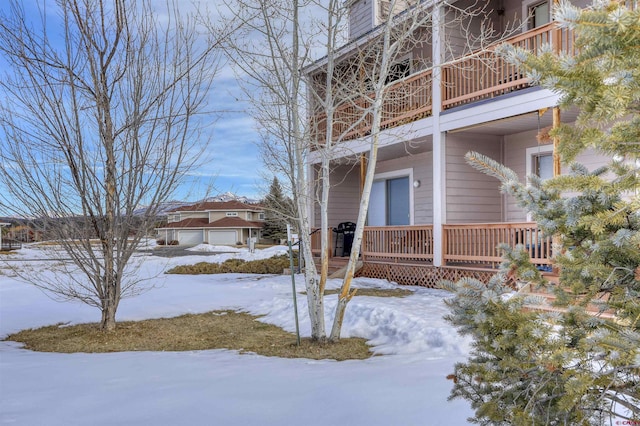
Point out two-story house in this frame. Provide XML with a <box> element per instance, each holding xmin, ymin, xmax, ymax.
<box><xmin>156</xmin><ymin>201</ymin><xmax>265</xmax><ymax>246</ymax></box>
<box><xmin>307</xmin><ymin>0</ymin><xmax>625</xmax><ymax>286</ymax></box>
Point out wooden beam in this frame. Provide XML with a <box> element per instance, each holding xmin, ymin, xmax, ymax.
<box><xmin>553</xmin><ymin>107</ymin><xmax>561</xmax><ymax>177</ymax></box>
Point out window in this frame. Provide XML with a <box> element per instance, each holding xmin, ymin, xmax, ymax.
<box><xmin>367</xmin><ymin>169</ymin><xmax>413</xmax><ymax>226</ymax></box>
<box><xmin>526</xmin><ymin>145</ymin><xmax>554</xmax><ymax>182</ymax></box>
<box><xmin>258</xmin><ymin>213</ymin><xmax>265</xmax><ymax>220</ymax></box>
<box><xmin>225</xmin><ymin>212</ymin><xmax>238</xmax><ymax>217</ymax></box>
<box><xmin>534</xmin><ymin>153</ymin><xmax>553</xmax><ymax>181</ymax></box>
<box><xmin>525</xmin><ymin>0</ymin><xmax>550</xmax><ymax>29</ymax></box>
<box><xmin>385</xmin><ymin>58</ymin><xmax>411</xmax><ymax>84</ymax></box>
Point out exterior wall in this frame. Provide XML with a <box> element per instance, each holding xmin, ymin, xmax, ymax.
<box><xmin>503</xmin><ymin>129</ymin><xmax>611</xmax><ymax>222</ymax></box>
<box><xmin>502</xmin><ymin>0</ymin><xmax>591</xmax><ymax>33</ymax></box>
<box><xmin>349</xmin><ymin>0</ymin><xmax>373</xmax><ymax>40</ymax></box>
<box><xmin>444</xmin><ymin>0</ymin><xmax>502</xmax><ymax>61</ymax></box>
<box><xmin>315</xmin><ymin>164</ymin><xmax>362</xmax><ymax>228</ymax></box>
<box><xmin>574</xmin><ymin>148</ymin><xmax>610</xmax><ymax>172</ymax></box>
<box><xmin>375</xmin><ymin>151</ymin><xmax>433</xmax><ymax>224</ymax></box>
<box><xmin>503</xmin><ymin>129</ymin><xmax>536</xmax><ymax>221</ymax></box>
<box><xmin>446</xmin><ymin>133</ymin><xmax>503</xmax><ymax>223</ymax></box>
<box><xmin>176</xmin><ymin>212</ymin><xmax>208</xmax><ymax>221</ymax></box>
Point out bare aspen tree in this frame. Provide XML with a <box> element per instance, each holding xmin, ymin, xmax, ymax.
<box><xmin>222</xmin><ymin>0</ymin><xmax>520</xmax><ymax>341</ymax></box>
<box><xmin>0</xmin><ymin>0</ymin><xmax>220</xmax><ymax>330</ymax></box>
<box><xmin>219</xmin><ymin>0</ymin><xmax>350</xmax><ymax>341</ymax></box>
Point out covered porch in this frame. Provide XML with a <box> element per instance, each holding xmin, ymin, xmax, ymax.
<box><xmin>312</xmin><ymin>222</ymin><xmax>552</xmax><ymax>287</ymax></box>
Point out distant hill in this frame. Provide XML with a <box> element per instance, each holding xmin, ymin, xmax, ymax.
<box><xmin>134</xmin><ymin>193</ymin><xmax>261</xmax><ymax>217</ymax></box>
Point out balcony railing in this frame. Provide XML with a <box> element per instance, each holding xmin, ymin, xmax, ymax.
<box><xmin>312</xmin><ymin>69</ymin><xmax>433</xmax><ymax>143</ymax></box>
<box><xmin>443</xmin><ymin>222</ymin><xmax>552</xmax><ymax>268</ymax></box>
<box><xmin>362</xmin><ymin>225</ymin><xmax>434</xmax><ymax>262</ymax></box>
<box><xmin>354</xmin><ymin>223</ymin><xmax>550</xmax><ymax>268</ymax></box>
<box><xmin>442</xmin><ymin>22</ymin><xmax>574</xmax><ymax>109</ymax></box>
<box><xmin>311</xmin><ymin>22</ymin><xmax>574</xmax><ymax>143</ymax></box>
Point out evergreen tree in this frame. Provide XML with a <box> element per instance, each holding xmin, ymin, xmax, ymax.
<box><xmin>444</xmin><ymin>2</ymin><xmax>640</xmax><ymax>424</ymax></box>
<box><xmin>262</xmin><ymin>177</ymin><xmax>293</xmax><ymax>241</ymax></box>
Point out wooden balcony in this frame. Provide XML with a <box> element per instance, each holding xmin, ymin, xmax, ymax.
<box><xmin>311</xmin><ymin>222</ymin><xmax>552</xmax><ymax>287</ymax></box>
<box><xmin>312</xmin><ymin>70</ymin><xmax>433</xmax><ymax>143</ymax></box>
<box><xmin>442</xmin><ymin>22</ymin><xmax>572</xmax><ymax>109</ymax></box>
<box><xmin>314</xmin><ymin>222</ymin><xmax>550</xmax><ymax>267</ymax></box>
<box><xmin>363</xmin><ymin>225</ymin><xmax>434</xmax><ymax>263</ymax></box>
<box><xmin>311</xmin><ymin>22</ymin><xmax>574</xmax><ymax>143</ymax></box>
<box><xmin>443</xmin><ymin>222</ymin><xmax>551</xmax><ymax>269</ymax></box>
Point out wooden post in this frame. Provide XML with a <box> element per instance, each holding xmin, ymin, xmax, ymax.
<box><xmin>553</xmin><ymin>107</ymin><xmax>561</xmax><ymax>177</ymax></box>
<box><xmin>552</xmin><ymin>106</ymin><xmax>561</xmax><ymax>276</ymax></box>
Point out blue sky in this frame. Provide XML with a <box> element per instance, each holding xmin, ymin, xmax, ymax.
<box><xmin>0</xmin><ymin>1</ymin><xmax>266</xmax><ymax>204</ymax></box>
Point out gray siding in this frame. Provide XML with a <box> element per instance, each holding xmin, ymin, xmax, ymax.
<box><xmin>503</xmin><ymin>130</ymin><xmax>611</xmax><ymax>222</ymax></box>
<box><xmin>444</xmin><ymin>0</ymin><xmax>502</xmax><ymax>61</ymax></box>
<box><xmin>315</xmin><ymin>164</ymin><xmax>361</xmax><ymax>228</ymax></box>
<box><xmin>503</xmin><ymin>129</ymin><xmax>537</xmax><ymax>222</ymax></box>
<box><xmin>349</xmin><ymin>0</ymin><xmax>373</xmax><ymax>40</ymax></box>
<box><xmin>446</xmin><ymin>133</ymin><xmax>503</xmax><ymax>223</ymax></box>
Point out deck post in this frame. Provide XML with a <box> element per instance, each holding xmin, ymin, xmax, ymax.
<box><xmin>432</xmin><ymin>4</ymin><xmax>446</xmax><ymax>267</ymax></box>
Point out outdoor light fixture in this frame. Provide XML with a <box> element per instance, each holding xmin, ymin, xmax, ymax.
<box><xmin>413</xmin><ymin>180</ymin><xmax>421</xmax><ymax>188</ymax></box>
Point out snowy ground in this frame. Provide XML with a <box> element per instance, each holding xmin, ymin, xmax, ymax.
<box><xmin>0</xmin><ymin>244</ymin><xmax>474</xmax><ymax>425</ymax></box>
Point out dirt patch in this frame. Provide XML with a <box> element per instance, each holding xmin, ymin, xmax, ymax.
<box><xmin>4</xmin><ymin>310</ymin><xmax>373</xmax><ymax>361</ymax></box>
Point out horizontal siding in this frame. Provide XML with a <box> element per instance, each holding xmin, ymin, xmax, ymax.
<box><xmin>446</xmin><ymin>132</ymin><xmax>503</xmax><ymax>223</ymax></box>
<box><xmin>320</xmin><ymin>164</ymin><xmax>361</xmax><ymax>228</ymax></box>
<box><xmin>503</xmin><ymin>129</ymin><xmax>536</xmax><ymax>222</ymax></box>
<box><xmin>444</xmin><ymin>0</ymin><xmax>501</xmax><ymax>61</ymax></box>
<box><xmin>179</xmin><ymin>212</ymin><xmax>208</xmax><ymax>220</ymax></box>
<box><xmin>349</xmin><ymin>0</ymin><xmax>372</xmax><ymax>40</ymax></box>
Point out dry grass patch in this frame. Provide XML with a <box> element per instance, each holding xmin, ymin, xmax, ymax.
<box><xmin>167</xmin><ymin>255</ymin><xmax>296</xmax><ymax>275</ymax></box>
<box><xmin>318</xmin><ymin>288</ymin><xmax>414</xmax><ymax>298</ymax></box>
<box><xmin>4</xmin><ymin>310</ymin><xmax>372</xmax><ymax>361</ymax></box>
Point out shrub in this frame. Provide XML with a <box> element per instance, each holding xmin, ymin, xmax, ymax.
<box><xmin>166</xmin><ymin>254</ymin><xmax>296</xmax><ymax>275</ymax></box>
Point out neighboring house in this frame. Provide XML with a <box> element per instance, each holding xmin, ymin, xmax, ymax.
<box><xmin>307</xmin><ymin>0</ymin><xmax>617</xmax><ymax>286</ymax></box>
<box><xmin>156</xmin><ymin>201</ymin><xmax>265</xmax><ymax>246</ymax></box>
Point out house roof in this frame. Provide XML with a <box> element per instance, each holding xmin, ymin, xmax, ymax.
<box><xmin>168</xmin><ymin>200</ymin><xmax>264</xmax><ymax>213</ymax></box>
<box><xmin>208</xmin><ymin>217</ymin><xmax>264</xmax><ymax>229</ymax></box>
<box><xmin>157</xmin><ymin>217</ymin><xmax>264</xmax><ymax>230</ymax></box>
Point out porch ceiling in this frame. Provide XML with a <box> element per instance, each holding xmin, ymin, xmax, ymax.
<box><xmin>377</xmin><ymin>135</ymin><xmax>432</xmax><ymax>161</ymax></box>
<box><xmin>448</xmin><ymin>107</ymin><xmax>580</xmax><ymax>136</ymax></box>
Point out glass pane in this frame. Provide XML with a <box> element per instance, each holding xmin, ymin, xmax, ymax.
<box><xmin>536</xmin><ymin>153</ymin><xmax>553</xmax><ymax>181</ymax></box>
<box><xmin>368</xmin><ymin>180</ymin><xmax>386</xmax><ymax>226</ymax></box>
<box><xmin>531</xmin><ymin>2</ymin><xmax>550</xmax><ymax>28</ymax></box>
<box><xmin>387</xmin><ymin>177</ymin><xmax>410</xmax><ymax>226</ymax></box>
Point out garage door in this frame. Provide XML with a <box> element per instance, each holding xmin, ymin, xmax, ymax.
<box><xmin>178</xmin><ymin>230</ymin><xmax>203</xmax><ymax>245</ymax></box>
<box><xmin>208</xmin><ymin>230</ymin><xmax>237</xmax><ymax>245</ymax></box>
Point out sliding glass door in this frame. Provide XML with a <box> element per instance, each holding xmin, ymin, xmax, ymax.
<box><xmin>368</xmin><ymin>176</ymin><xmax>410</xmax><ymax>226</ymax></box>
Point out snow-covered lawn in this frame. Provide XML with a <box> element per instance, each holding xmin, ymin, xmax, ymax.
<box><xmin>0</xmin><ymin>245</ymin><xmax>474</xmax><ymax>425</ymax></box>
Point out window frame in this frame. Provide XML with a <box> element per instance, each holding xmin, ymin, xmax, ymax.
<box><xmin>526</xmin><ymin>144</ymin><xmax>555</xmax><ymax>183</ymax></box>
<box><xmin>522</xmin><ymin>0</ymin><xmax>551</xmax><ymax>31</ymax></box>
<box><xmin>367</xmin><ymin>168</ymin><xmax>414</xmax><ymax>226</ymax></box>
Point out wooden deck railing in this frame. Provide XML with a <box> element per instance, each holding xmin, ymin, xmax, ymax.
<box><xmin>311</xmin><ymin>69</ymin><xmax>433</xmax><ymax>144</ymax></box>
<box><xmin>442</xmin><ymin>22</ymin><xmax>569</xmax><ymax>109</ymax></box>
<box><xmin>1</xmin><ymin>239</ymin><xmax>22</xmax><ymax>251</ymax></box>
<box><xmin>312</xmin><ymin>222</ymin><xmax>552</xmax><ymax>268</ymax></box>
<box><xmin>362</xmin><ymin>225</ymin><xmax>434</xmax><ymax>263</ymax></box>
<box><xmin>311</xmin><ymin>22</ymin><xmax>576</xmax><ymax>142</ymax></box>
<box><xmin>310</xmin><ymin>228</ymin><xmax>333</xmax><ymax>258</ymax></box>
<box><xmin>443</xmin><ymin>222</ymin><xmax>551</xmax><ymax>268</ymax></box>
